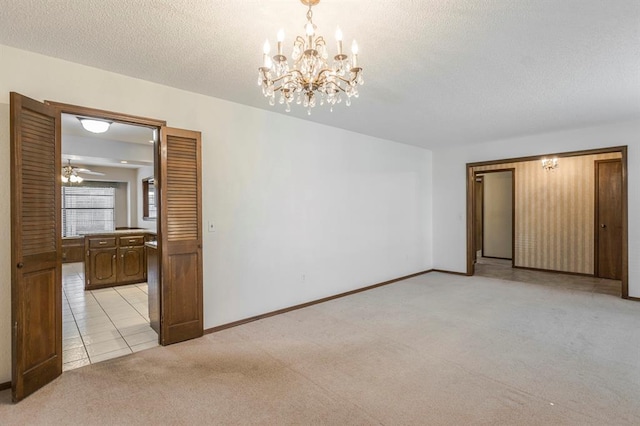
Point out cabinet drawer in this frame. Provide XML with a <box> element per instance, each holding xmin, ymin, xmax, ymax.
<box><xmin>118</xmin><ymin>235</ymin><xmax>145</xmax><ymax>246</ymax></box>
<box><xmin>88</xmin><ymin>237</ymin><xmax>116</xmax><ymax>248</ymax></box>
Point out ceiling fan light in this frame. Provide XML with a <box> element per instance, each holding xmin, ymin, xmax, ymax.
<box><xmin>61</xmin><ymin>175</ymin><xmax>69</xmax><ymax>183</ymax></box>
<box><xmin>78</xmin><ymin>118</ymin><xmax>111</xmax><ymax>134</ymax></box>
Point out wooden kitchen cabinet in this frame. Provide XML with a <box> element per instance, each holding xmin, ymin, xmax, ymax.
<box><xmin>117</xmin><ymin>245</ymin><xmax>146</xmax><ymax>283</ymax></box>
<box><xmin>62</xmin><ymin>237</ymin><xmax>84</xmax><ymax>263</ymax></box>
<box><xmin>85</xmin><ymin>233</ymin><xmax>147</xmax><ymax>290</ymax></box>
<box><xmin>87</xmin><ymin>247</ymin><xmax>117</xmax><ymax>287</ymax></box>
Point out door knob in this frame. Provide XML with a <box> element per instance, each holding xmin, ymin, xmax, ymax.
<box><xmin>600</xmin><ymin>224</ymin><xmax>607</xmax><ymax>228</ymax></box>
<box><xmin>16</xmin><ymin>262</ymin><xmax>24</xmax><ymax>269</ymax></box>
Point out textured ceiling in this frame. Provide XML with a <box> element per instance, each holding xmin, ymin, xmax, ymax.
<box><xmin>1</xmin><ymin>0</ymin><xmax>639</xmax><ymax>149</ymax></box>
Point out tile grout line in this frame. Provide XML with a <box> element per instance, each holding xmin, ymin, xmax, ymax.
<box><xmin>62</xmin><ymin>268</ymin><xmax>90</xmax><ymax>368</ymax></box>
<box><xmin>62</xmin><ymin>264</ymin><xmax>158</xmax><ymax>367</ymax></box>
<box><xmin>92</xmin><ymin>284</ymin><xmax>156</xmax><ymax>355</ymax></box>
<box><xmin>114</xmin><ymin>285</ymin><xmax>151</xmax><ymax>320</ymax></box>
<box><xmin>88</xmin><ymin>288</ymin><xmax>134</xmax><ymax>359</ymax></box>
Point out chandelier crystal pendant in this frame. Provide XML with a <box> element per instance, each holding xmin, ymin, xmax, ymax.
<box><xmin>258</xmin><ymin>0</ymin><xmax>364</xmax><ymax>115</ymax></box>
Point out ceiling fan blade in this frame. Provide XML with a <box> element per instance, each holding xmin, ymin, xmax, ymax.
<box><xmin>76</xmin><ymin>169</ymin><xmax>105</xmax><ymax>176</ymax></box>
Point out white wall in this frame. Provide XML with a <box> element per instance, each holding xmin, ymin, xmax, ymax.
<box><xmin>0</xmin><ymin>45</ymin><xmax>433</xmax><ymax>383</ymax></box>
<box><xmin>84</xmin><ymin>166</ymin><xmax>139</xmax><ymax>228</ymax></box>
<box><xmin>482</xmin><ymin>171</ymin><xmax>512</xmax><ymax>259</ymax></box>
<box><xmin>432</xmin><ymin>120</ymin><xmax>640</xmax><ymax>297</ymax></box>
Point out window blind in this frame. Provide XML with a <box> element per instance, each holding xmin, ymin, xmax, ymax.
<box><xmin>62</xmin><ymin>185</ymin><xmax>116</xmax><ymax>237</ymax></box>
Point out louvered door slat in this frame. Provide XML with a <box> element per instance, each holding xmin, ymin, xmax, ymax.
<box><xmin>159</xmin><ymin>127</ymin><xmax>203</xmax><ymax>345</ymax></box>
<box><xmin>11</xmin><ymin>92</ymin><xmax>62</xmax><ymax>402</ymax></box>
<box><xmin>21</xmin><ymin>110</ymin><xmax>57</xmax><ymax>256</ymax></box>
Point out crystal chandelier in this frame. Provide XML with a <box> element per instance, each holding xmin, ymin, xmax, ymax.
<box><xmin>258</xmin><ymin>0</ymin><xmax>364</xmax><ymax>115</ymax></box>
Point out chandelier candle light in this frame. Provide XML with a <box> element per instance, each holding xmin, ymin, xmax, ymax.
<box><xmin>258</xmin><ymin>0</ymin><xmax>364</xmax><ymax>115</ymax></box>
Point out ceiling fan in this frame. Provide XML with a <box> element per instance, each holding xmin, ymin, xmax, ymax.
<box><xmin>61</xmin><ymin>160</ymin><xmax>105</xmax><ymax>183</ymax></box>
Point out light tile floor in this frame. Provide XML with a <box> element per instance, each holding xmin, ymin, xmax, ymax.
<box><xmin>62</xmin><ymin>262</ymin><xmax>158</xmax><ymax>371</ymax></box>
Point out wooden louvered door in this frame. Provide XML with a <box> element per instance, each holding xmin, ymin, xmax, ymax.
<box><xmin>158</xmin><ymin>127</ymin><xmax>203</xmax><ymax>345</ymax></box>
<box><xmin>10</xmin><ymin>93</ymin><xmax>62</xmax><ymax>401</ymax></box>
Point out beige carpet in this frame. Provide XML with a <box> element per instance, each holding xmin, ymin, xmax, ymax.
<box><xmin>1</xmin><ymin>272</ymin><xmax>639</xmax><ymax>425</ymax></box>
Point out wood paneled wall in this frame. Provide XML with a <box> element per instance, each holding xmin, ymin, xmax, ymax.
<box><xmin>474</xmin><ymin>152</ymin><xmax>621</xmax><ymax>274</ymax></box>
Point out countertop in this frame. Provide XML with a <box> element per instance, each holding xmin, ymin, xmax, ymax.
<box><xmin>80</xmin><ymin>229</ymin><xmax>156</xmax><ymax>236</ymax></box>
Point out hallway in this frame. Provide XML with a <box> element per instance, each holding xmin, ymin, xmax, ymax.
<box><xmin>475</xmin><ymin>257</ymin><xmax>621</xmax><ymax>297</ymax></box>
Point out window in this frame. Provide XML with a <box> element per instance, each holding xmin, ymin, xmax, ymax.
<box><xmin>62</xmin><ymin>184</ymin><xmax>116</xmax><ymax>237</ymax></box>
<box><xmin>143</xmin><ymin>177</ymin><xmax>157</xmax><ymax>220</ymax></box>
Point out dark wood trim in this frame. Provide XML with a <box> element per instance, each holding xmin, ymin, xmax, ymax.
<box><xmin>621</xmin><ymin>146</ymin><xmax>629</xmax><ymax>299</ymax></box>
<box><xmin>475</xmin><ymin>175</ymin><xmax>484</xmax><ymax>260</ymax></box>
<box><xmin>627</xmin><ymin>296</ymin><xmax>640</xmax><ymax>302</ymax></box>
<box><xmin>466</xmin><ymin>146</ymin><xmax>628</xmax><ymax>300</ymax></box>
<box><xmin>512</xmin><ymin>169</ymin><xmax>516</xmax><ymax>268</ymax></box>
<box><xmin>204</xmin><ymin>269</ymin><xmax>433</xmax><ymax>335</ymax></box>
<box><xmin>467</xmin><ymin>146</ymin><xmax>627</xmax><ymax>168</ymax></box>
<box><xmin>466</xmin><ymin>165</ymin><xmax>475</xmax><ymax>275</ymax></box>
<box><xmin>142</xmin><ymin>177</ymin><xmax>156</xmax><ymax>221</ymax></box>
<box><xmin>0</xmin><ymin>381</ymin><xmax>10</xmax><ymax>391</ymax></box>
<box><xmin>594</xmin><ymin>160</ymin><xmax>600</xmax><ymax>277</ymax></box>
<box><xmin>44</xmin><ymin>101</ymin><xmax>166</xmax><ymax>127</ymax></box>
<box><xmin>432</xmin><ymin>269</ymin><xmax>470</xmax><ymax>276</ymax></box>
<box><xmin>513</xmin><ymin>265</ymin><xmax>595</xmax><ymax>278</ymax></box>
<box><xmin>480</xmin><ymin>175</ymin><xmax>485</xmax><ymax>258</ymax></box>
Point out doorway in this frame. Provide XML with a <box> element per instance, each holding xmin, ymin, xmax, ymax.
<box><xmin>474</xmin><ymin>170</ymin><xmax>514</xmax><ymax>265</ymax></box>
<box><xmin>60</xmin><ymin>114</ymin><xmax>159</xmax><ymax>370</ymax></box>
<box><xmin>11</xmin><ymin>93</ymin><xmax>204</xmax><ymax>401</ymax></box>
<box><xmin>466</xmin><ymin>147</ymin><xmax>628</xmax><ymax>298</ymax></box>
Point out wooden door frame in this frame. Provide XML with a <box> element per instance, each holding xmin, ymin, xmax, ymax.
<box><xmin>466</xmin><ymin>146</ymin><xmax>628</xmax><ymax>299</ymax></box>
<box><xmin>474</xmin><ymin>168</ymin><xmax>515</xmax><ymax>264</ymax></box>
<box><xmin>594</xmin><ymin>158</ymin><xmax>623</xmax><ymax>283</ymax></box>
<box><xmin>473</xmin><ymin>175</ymin><xmax>483</xmax><ymax>261</ymax></box>
<box><xmin>44</xmin><ymin>101</ymin><xmax>169</xmax><ymax>337</ymax></box>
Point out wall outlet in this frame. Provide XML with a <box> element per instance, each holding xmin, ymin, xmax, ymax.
<box><xmin>208</xmin><ymin>221</ymin><xmax>215</xmax><ymax>232</ymax></box>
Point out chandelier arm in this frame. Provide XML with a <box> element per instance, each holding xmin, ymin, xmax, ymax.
<box><xmin>334</xmin><ymin>75</ymin><xmax>358</xmax><ymax>85</ymax></box>
<box><xmin>316</xmin><ymin>69</ymin><xmax>357</xmax><ymax>86</ymax></box>
<box><xmin>324</xmin><ymin>83</ymin><xmax>347</xmax><ymax>94</ymax></box>
<box><xmin>270</xmin><ymin>75</ymin><xmax>292</xmax><ymax>84</ymax></box>
<box><xmin>284</xmin><ymin>69</ymin><xmax>306</xmax><ymax>80</ymax></box>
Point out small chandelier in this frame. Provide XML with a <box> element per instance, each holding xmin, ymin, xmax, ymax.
<box><xmin>541</xmin><ymin>158</ymin><xmax>558</xmax><ymax>171</ymax></box>
<box><xmin>62</xmin><ymin>160</ymin><xmax>84</xmax><ymax>184</ymax></box>
<box><xmin>258</xmin><ymin>0</ymin><xmax>364</xmax><ymax>115</ymax></box>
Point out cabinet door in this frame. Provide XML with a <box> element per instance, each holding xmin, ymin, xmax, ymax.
<box><xmin>117</xmin><ymin>246</ymin><xmax>145</xmax><ymax>283</ymax></box>
<box><xmin>87</xmin><ymin>248</ymin><xmax>117</xmax><ymax>287</ymax></box>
